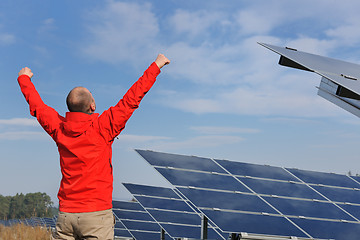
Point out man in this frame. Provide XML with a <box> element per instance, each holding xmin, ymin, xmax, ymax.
<box><xmin>17</xmin><ymin>54</ymin><xmax>170</xmax><ymax>239</ymax></box>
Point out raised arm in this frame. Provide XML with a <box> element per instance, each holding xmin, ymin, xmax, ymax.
<box><xmin>18</xmin><ymin>67</ymin><xmax>64</xmax><ymax>138</ymax></box>
<box><xmin>98</xmin><ymin>54</ymin><xmax>170</xmax><ymax>142</ymax></box>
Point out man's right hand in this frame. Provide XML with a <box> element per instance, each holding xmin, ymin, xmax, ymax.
<box><xmin>18</xmin><ymin>67</ymin><xmax>34</xmax><ymax>78</ymax></box>
<box><xmin>155</xmin><ymin>54</ymin><xmax>170</xmax><ymax>69</ymax></box>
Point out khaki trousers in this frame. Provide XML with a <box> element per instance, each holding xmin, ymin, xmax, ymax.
<box><xmin>52</xmin><ymin>209</ymin><xmax>115</xmax><ymax>240</ymax></box>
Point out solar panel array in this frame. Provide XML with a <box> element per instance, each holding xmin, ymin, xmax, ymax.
<box><xmin>0</xmin><ymin>216</ymin><xmax>56</xmax><ymax>229</ymax></box>
<box><xmin>122</xmin><ymin>183</ymin><xmax>227</xmax><ymax>240</ymax></box>
<box><xmin>112</xmin><ymin>200</ymin><xmax>172</xmax><ymax>240</ymax></box>
<box><xmin>134</xmin><ymin>149</ymin><xmax>360</xmax><ymax>240</ymax></box>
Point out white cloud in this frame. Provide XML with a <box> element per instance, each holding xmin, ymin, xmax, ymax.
<box><xmin>82</xmin><ymin>1</ymin><xmax>159</xmax><ymax>64</ymax></box>
<box><xmin>0</xmin><ymin>131</ymin><xmax>47</xmax><ymax>140</ymax></box>
<box><xmin>0</xmin><ymin>118</ymin><xmax>38</xmax><ymax>127</ymax></box>
<box><xmin>38</xmin><ymin>18</ymin><xmax>56</xmax><ymax>34</ymax></box>
<box><xmin>169</xmin><ymin>9</ymin><xmax>223</xmax><ymax>38</ymax></box>
<box><xmin>190</xmin><ymin>126</ymin><xmax>260</xmax><ymax>135</ymax></box>
<box><xmin>326</xmin><ymin>22</ymin><xmax>360</xmax><ymax>46</ymax></box>
<box><xmin>169</xmin><ymin>97</ymin><xmax>222</xmax><ymax>114</ymax></box>
<box><xmin>115</xmin><ymin>134</ymin><xmax>171</xmax><ymax>143</ymax></box>
<box><xmin>286</xmin><ymin>37</ymin><xmax>336</xmax><ymax>56</ymax></box>
<box><xmin>234</xmin><ymin>8</ymin><xmax>283</xmax><ymax>36</ymax></box>
<box><xmin>113</xmin><ymin>132</ymin><xmax>244</xmax><ymax>152</ymax></box>
<box><xmin>152</xmin><ymin>135</ymin><xmax>244</xmax><ymax>152</ymax></box>
<box><xmin>0</xmin><ymin>32</ymin><xmax>15</xmax><ymax>45</ymax></box>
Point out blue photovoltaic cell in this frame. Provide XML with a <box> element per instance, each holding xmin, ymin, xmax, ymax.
<box><xmin>43</xmin><ymin>217</ymin><xmax>56</xmax><ymax>228</ymax></box>
<box><xmin>202</xmin><ymin>210</ymin><xmax>308</xmax><ymax>238</ymax></box>
<box><xmin>114</xmin><ymin>221</ymin><xmax>126</xmax><ymax>229</ymax></box>
<box><xmin>216</xmin><ymin>159</ymin><xmax>298</xmax><ymax>181</ymax></box>
<box><xmin>113</xmin><ymin>200</ymin><xmax>144</xmax><ymax>211</ymax></box>
<box><xmin>131</xmin><ymin>231</ymin><xmax>172</xmax><ymax>240</ymax></box>
<box><xmin>159</xmin><ymin>224</ymin><xmax>200</xmax><ymax>239</ymax></box>
<box><xmin>114</xmin><ymin>229</ymin><xmax>132</xmax><ymax>238</ymax></box>
<box><xmin>160</xmin><ymin>223</ymin><xmax>227</xmax><ymax>239</ymax></box>
<box><xmin>136</xmin><ymin>149</ymin><xmax>226</xmax><ymax>173</ymax></box>
<box><xmin>312</xmin><ymin>185</ymin><xmax>360</xmax><ymax>204</ymax></box>
<box><xmin>135</xmin><ymin>196</ymin><xmax>194</xmax><ymax>212</ymax></box>
<box><xmin>238</xmin><ymin>177</ymin><xmax>325</xmax><ymax>200</ymax></box>
<box><xmin>351</xmin><ymin>176</ymin><xmax>360</xmax><ymax>184</ymax></box>
<box><xmin>113</xmin><ymin>209</ymin><xmax>154</xmax><ymax>222</ymax></box>
<box><xmin>147</xmin><ymin>209</ymin><xmax>200</xmax><ymax>226</ymax></box>
<box><xmin>339</xmin><ymin>204</ymin><xmax>360</xmax><ymax>220</ymax></box>
<box><xmin>263</xmin><ymin>197</ymin><xmax>354</xmax><ymax>221</ymax></box>
<box><xmin>287</xmin><ymin>168</ymin><xmax>360</xmax><ymax>188</ymax></box>
<box><xmin>121</xmin><ymin>220</ymin><xmax>160</xmax><ymax>232</ymax></box>
<box><xmin>155</xmin><ymin>168</ymin><xmax>250</xmax><ymax>192</ymax></box>
<box><xmin>30</xmin><ymin>217</ymin><xmax>42</xmax><ymax>226</ymax></box>
<box><xmin>123</xmin><ymin>183</ymin><xmax>180</xmax><ymax>199</ymax></box>
<box><xmin>291</xmin><ymin>218</ymin><xmax>360</xmax><ymax>239</ymax></box>
<box><xmin>177</xmin><ymin>187</ymin><xmax>277</xmax><ymax>214</ymax></box>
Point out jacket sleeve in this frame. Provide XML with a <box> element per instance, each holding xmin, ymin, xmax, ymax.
<box><xmin>98</xmin><ymin>62</ymin><xmax>161</xmax><ymax>142</ymax></box>
<box><xmin>17</xmin><ymin>75</ymin><xmax>64</xmax><ymax>139</ymax></box>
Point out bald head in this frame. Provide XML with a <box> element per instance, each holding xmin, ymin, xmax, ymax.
<box><xmin>66</xmin><ymin>87</ymin><xmax>96</xmax><ymax>114</ymax></box>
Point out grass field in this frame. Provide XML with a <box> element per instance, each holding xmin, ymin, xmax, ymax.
<box><xmin>0</xmin><ymin>223</ymin><xmax>52</xmax><ymax>240</ymax></box>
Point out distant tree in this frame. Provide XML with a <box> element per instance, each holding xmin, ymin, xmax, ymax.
<box><xmin>0</xmin><ymin>195</ymin><xmax>11</xmax><ymax>220</ymax></box>
<box><xmin>1</xmin><ymin>192</ymin><xmax>54</xmax><ymax>219</ymax></box>
<box><xmin>8</xmin><ymin>193</ymin><xmax>25</xmax><ymax>219</ymax></box>
<box><xmin>348</xmin><ymin>171</ymin><xmax>360</xmax><ymax>177</ymax></box>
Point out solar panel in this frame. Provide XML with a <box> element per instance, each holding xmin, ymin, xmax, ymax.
<box><xmin>136</xmin><ymin>149</ymin><xmax>360</xmax><ymax>240</ymax></box>
<box><xmin>43</xmin><ymin>217</ymin><xmax>56</xmax><ymax>228</ymax></box>
<box><xmin>202</xmin><ymin>210</ymin><xmax>308</xmax><ymax>238</ymax></box>
<box><xmin>0</xmin><ymin>216</ymin><xmax>57</xmax><ymax>230</ymax></box>
<box><xmin>258</xmin><ymin>42</ymin><xmax>360</xmax><ymax>95</ymax></box>
<box><xmin>216</xmin><ymin>159</ymin><xmax>298</xmax><ymax>181</ymax></box>
<box><xmin>112</xmin><ymin>200</ymin><xmax>172</xmax><ymax>240</ymax></box>
<box><xmin>351</xmin><ymin>176</ymin><xmax>360</xmax><ymax>183</ymax></box>
<box><xmin>177</xmin><ymin>187</ymin><xmax>277</xmax><ymax>214</ymax></box>
<box><xmin>259</xmin><ymin>42</ymin><xmax>360</xmax><ymax>117</ymax></box>
<box><xmin>135</xmin><ymin>150</ymin><xmax>226</xmax><ymax>173</ymax></box>
<box><xmin>263</xmin><ymin>196</ymin><xmax>354</xmax><ymax>220</ymax></box>
<box><xmin>237</xmin><ymin>177</ymin><xmax>325</xmax><ymax>200</ymax></box>
<box><xmin>290</xmin><ymin>218</ymin><xmax>360</xmax><ymax>240</ymax></box>
<box><xmin>155</xmin><ymin>167</ymin><xmax>251</xmax><ymax>192</ymax></box>
<box><xmin>312</xmin><ymin>185</ymin><xmax>360</xmax><ymax>204</ymax></box>
<box><xmin>123</xmin><ymin>183</ymin><xmax>227</xmax><ymax>240</ymax></box>
<box><xmin>286</xmin><ymin>168</ymin><xmax>360</xmax><ymax>189</ymax></box>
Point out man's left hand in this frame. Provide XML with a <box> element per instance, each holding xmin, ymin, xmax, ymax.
<box><xmin>18</xmin><ymin>67</ymin><xmax>34</xmax><ymax>78</ymax></box>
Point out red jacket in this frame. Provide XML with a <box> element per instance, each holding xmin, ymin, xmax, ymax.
<box><xmin>18</xmin><ymin>62</ymin><xmax>161</xmax><ymax>213</ymax></box>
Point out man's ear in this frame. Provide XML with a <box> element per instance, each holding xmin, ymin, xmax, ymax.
<box><xmin>90</xmin><ymin>102</ymin><xmax>96</xmax><ymax>112</ymax></box>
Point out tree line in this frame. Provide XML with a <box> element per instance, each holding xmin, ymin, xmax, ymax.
<box><xmin>0</xmin><ymin>192</ymin><xmax>57</xmax><ymax>220</ymax></box>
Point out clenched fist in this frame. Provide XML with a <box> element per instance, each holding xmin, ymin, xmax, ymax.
<box><xmin>155</xmin><ymin>54</ymin><xmax>170</xmax><ymax>69</ymax></box>
<box><xmin>18</xmin><ymin>67</ymin><xmax>34</xmax><ymax>78</ymax></box>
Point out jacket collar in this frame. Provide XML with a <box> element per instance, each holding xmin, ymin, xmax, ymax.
<box><xmin>65</xmin><ymin>112</ymin><xmax>99</xmax><ymax>121</ymax></box>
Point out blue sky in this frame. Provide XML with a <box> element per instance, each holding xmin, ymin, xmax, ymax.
<box><xmin>1</xmin><ymin>0</ymin><xmax>360</xmax><ymax>204</ymax></box>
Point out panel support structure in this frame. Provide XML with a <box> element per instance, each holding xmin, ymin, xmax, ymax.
<box><xmin>161</xmin><ymin>228</ymin><xmax>165</xmax><ymax>240</ymax></box>
<box><xmin>201</xmin><ymin>214</ymin><xmax>208</xmax><ymax>240</ymax></box>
